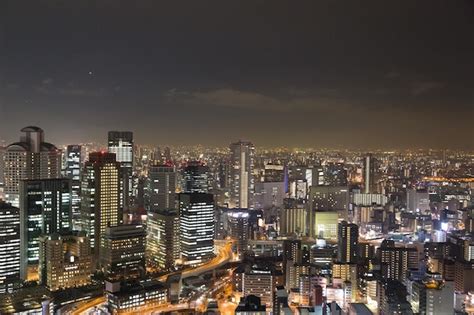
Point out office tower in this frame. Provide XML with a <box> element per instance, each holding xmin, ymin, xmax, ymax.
<box><xmin>263</xmin><ymin>164</ymin><xmax>285</xmax><ymax>182</ymax></box>
<box><xmin>228</xmin><ymin>210</ymin><xmax>250</xmax><ymax>255</ymax></box>
<box><xmin>454</xmin><ymin>260</ymin><xmax>474</xmax><ymax>292</ymax></box>
<box><xmin>146</xmin><ymin>209</ymin><xmax>180</xmax><ymax>271</ymax></box>
<box><xmin>100</xmin><ymin>224</ymin><xmax>146</xmax><ymax>281</ymax></box>
<box><xmin>378</xmin><ymin>240</ymin><xmax>418</xmax><ymax>282</ymax></box>
<box><xmin>410</xmin><ymin>280</ymin><xmax>454</xmax><ymax>315</ymax></box>
<box><xmin>149</xmin><ymin>164</ymin><xmax>176</xmax><ymax>210</ymax></box>
<box><xmin>66</xmin><ymin>145</ymin><xmax>82</xmax><ymax>221</ymax></box>
<box><xmin>242</xmin><ymin>264</ymin><xmax>276</xmax><ymax>311</ymax></box>
<box><xmin>280</xmin><ymin>199</ymin><xmax>309</xmax><ymax>237</ymax></box>
<box><xmin>407</xmin><ymin>188</ymin><xmax>430</xmax><ymax>212</ymax></box>
<box><xmin>4</xmin><ymin>126</ymin><xmax>61</xmax><ymax>207</ymax></box>
<box><xmin>309</xmin><ymin>186</ymin><xmax>350</xmax><ymax>212</ymax></box>
<box><xmin>337</xmin><ymin>221</ymin><xmax>359</xmax><ymax>263</ymax></box>
<box><xmin>363</xmin><ymin>154</ymin><xmax>376</xmax><ymax>194</ymax></box>
<box><xmin>0</xmin><ymin>202</ymin><xmax>20</xmax><ymax>293</ymax></box>
<box><xmin>254</xmin><ymin>181</ymin><xmax>286</xmax><ymax>210</ymax></box>
<box><xmin>325</xmin><ymin>163</ymin><xmax>348</xmax><ymax>186</ymax></box>
<box><xmin>179</xmin><ymin>193</ymin><xmax>215</xmax><ymax>265</ymax></box>
<box><xmin>80</xmin><ymin>152</ymin><xmax>121</xmax><ymax>259</ymax></box>
<box><xmin>108</xmin><ymin>131</ymin><xmax>134</xmax><ymax>211</ymax></box>
<box><xmin>313</xmin><ymin>211</ymin><xmax>339</xmax><ymax>240</ymax></box>
<box><xmin>20</xmin><ymin>178</ymin><xmax>72</xmax><ymax>280</ymax></box>
<box><xmin>38</xmin><ymin>232</ymin><xmax>92</xmax><ymax>291</ymax></box>
<box><xmin>230</xmin><ymin>140</ymin><xmax>255</xmax><ymax>209</ymax></box>
<box><xmin>183</xmin><ymin>161</ymin><xmax>210</xmax><ymax>193</ymax></box>
<box><xmin>0</xmin><ymin>145</ymin><xmax>5</xmax><ymax>186</ymax></box>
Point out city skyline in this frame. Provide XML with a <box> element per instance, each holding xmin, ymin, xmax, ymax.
<box><xmin>2</xmin><ymin>1</ymin><xmax>474</xmax><ymax>149</ymax></box>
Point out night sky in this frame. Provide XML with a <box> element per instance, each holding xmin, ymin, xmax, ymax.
<box><xmin>1</xmin><ymin>1</ymin><xmax>473</xmax><ymax>149</ymax></box>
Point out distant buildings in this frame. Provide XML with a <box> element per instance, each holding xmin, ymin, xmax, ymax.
<box><xmin>179</xmin><ymin>193</ymin><xmax>215</xmax><ymax>265</ymax></box>
<box><xmin>363</xmin><ymin>154</ymin><xmax>376</xmax><ymax>194</ymax></box>
<box><xmin>230</xmin><ymin>141</ymin><xmax>255</xmax><ymax>209</ymax></box>
<box><xmin>4</xmin><ymin>126</ymin><xmax>61</xmax><ymax>207</ymax></box>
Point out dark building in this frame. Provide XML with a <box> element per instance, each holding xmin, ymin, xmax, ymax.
<box><xmin>337</xmin><ymin>221</ymin><xmax>359</xmax><ymax>263</ymax></box>
<box><xmin>66</xmin><ymin>145</ymin><xmax>82</xmax><ymax>220</ymax></box>
<box><xmin>20</xmin><ymin>178</ymin><xmax>72</xmax><ymax>280</ymax></box>
<box><xmin>183</xmin><ymin>161</ymin><xmax>210</xmax><ymax>193</ymax></box>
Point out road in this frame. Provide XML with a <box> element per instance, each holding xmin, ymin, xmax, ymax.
<box><xmin>67</xmin><ymin>241</ymin><xmax>234</xmax><ymax>315</ymax></box>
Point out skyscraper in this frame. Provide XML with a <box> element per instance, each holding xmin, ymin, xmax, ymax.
<box><xmin>183</xmin><ymin>161</ymin><xmax>210</xmax><ymax>193</ymax></box>
<box><xmin>0</xmin><ymin>202</ymin><xmax>20</xmax><ymax>293</ymax></box>
<box><xmin>80</xmin><ymin>152</ymin><xmax>121</xmax><ymax>259</ymax></box>
<box><xmin>230</xmin><ymin>140</ymin><xmax>255</xmax><ymax>209</ymax></box>
<box><xmin>179</xmin><ymin>193</ymin><xmax>215</xmax><ymax>265</ymax></box>
<box><xmin>38</xmin><ymin>232</ymin><xmax>92</xmax><ymax>291</ymax></box>
<box><xmin>337</xmin><ymin>221</ymin><xmax>359</xmax><ymax>263</ymax></box>
<box><xmin>108</xmin><ymin>131</ymin><xmax>134</xmax><ymax>211</ymax></box>
<box><xmin>66</xmin><ymin>145</ymin><xmax>82</xmax><ymax>221</ymax></box>
<box><xmin>19</xmin><ymin>178</ymin><xmax>72</xmax><ymax>280</ymax></box>
<box><xmin>4</xmin><ymin>126</ymin><xmax>61</xmax><ymax>207</ymax></box>
<box><xmin>228</xmin><ymin>210</ymin><xmax>250</xmax><ymax>255</ymax></box>
<box><xmin>363</xmin><ymin>154</ymin><xmax>376</xmax><ymax>194</ymax></box>
<box><xmin>149</xmin><ymin>164</ymin><xmax>176</xmax><ymax>210</ymax></box>
<box><xmin>146</xmin><ymin>209</ymin><xmax>180</xmax><ymax>271</ymax></box>
<box><xmin>100</xmin><ymin>224</ymin><xmax>146</xmax><ymax>281</ymax></box>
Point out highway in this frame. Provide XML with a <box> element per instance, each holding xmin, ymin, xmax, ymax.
<box><xmin>67</xmin><ymin>241</ymin><xmax>234</xmax><ymax>315</ymax></box>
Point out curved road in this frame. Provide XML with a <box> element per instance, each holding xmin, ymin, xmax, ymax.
<box><xmin>68</xmin><ymin>241</ymin><xmax>234</xmax><ymax>315</ymax></box>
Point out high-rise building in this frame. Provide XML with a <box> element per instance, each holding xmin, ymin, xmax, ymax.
<box><xmin>108</xmin><ymin>131</ymin><xmax>134</xmax><ymax>211</ymax></box>
<box><xmin>228</xmin><ymin>210</ymin><xmax>250</xmax><ymax>255</ymax></box>
<box><xmin>378</xmin><ymin>240</ymin><xmax>418</xmax><ymax>282</ymax></box>
<box><xmin>242</xmin><ymin>264</ymin><xmax>276</xmax><ymax>311</ymax></box>
<box><xmin>337</xmin><ymin>221</ymin><xmax>359</xmax><ymax>263</ymax></box>
<box><xmin>149</xmin><ymin>164</ymin><xmax>176</xmax><ymax>210</ymax></box>
<box><xmin>146</xmin><ymin>209</ymin><xmax>180</xmax><ymax>271</ymax></box>
<box><xmin>38</xmin><ymin>232</ymin><xmax>92</xmax><ymax>291</ymax></box>
<box><xmin>4</xmin><ymin>126</ymin><xmax>62</xmax><ymax>207</ymax></box>
<box><xmin>0</xmin><ymin>202</ymin><xmax>20</xmax><ymax>293</ymax></box>
<box><xmin>183</xmin><ymin>161</ymin><xmax>210</xmax><ymax>193</ymax></box>
<box><xmin>230</xmin><ymin>141</ymin><xmax>255</xmax><ymax>209</ymax></box>
<box><xmin>80</xmin><ymin>152</ymin><xmax>121</xmax><ymax>259</ymax></box>
<box><xmin>66</xmin><ymin>145</ymin><xmax>82</xmax><ymax>222</ymax></box>
<box><xmin>363</xmin><ymin>154</ymin><xmax>376</xmax><ymax>194</ymax></box>
<box><xmin>100</xmin><ymin>224</ymin><xmax>146</xmax><ymax>281</ymax></box>
<box><xmin>280</xmin><ymin>199</ymin><xmax>309</xmax><ymax>237</ymax></box>
<box><xmin>179</xmin><ymin>193</ymin><xmax>215</xmax><ymax>265</ymax></box>
<box><xmin>20</xmin><ymin>178</ymin><xmax>72</xmax><ymax>280</ymax></box>
<box><xmin>309</xmin><ymin>186</ymin><xmax>350</xmax><ymax>212</ymax></box>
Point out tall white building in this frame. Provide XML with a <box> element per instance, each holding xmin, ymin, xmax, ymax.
<box><xmin>4</xmin><ymin>126</ymin><xmax>61</xmax><ymax>207</ymax></box>
<box><xmin>0</xmin><ymin>202</ymin><xmax>20</xmax><ymax>293</ymax></box>
<box><xmin>230</xmin><ymin>141</ymin><xmax>255</xmax><ymax>209</ymax></box>
<box><xmin>66</xmin><ymin>145</ymin><xmax>82</xmax><ymax>222</ymax></box>
<box><xmin>108</xmin><ymin>131</ymin><xmax>134</xmax><ymax>211</ymax></box>
<box><xmin>179</xmin><ymin>193</ymin><xmax>215</xmax><ymax>265</ymax></box>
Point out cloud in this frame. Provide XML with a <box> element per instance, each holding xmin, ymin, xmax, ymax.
<box><xmin>410</xmin><ymin>81</ymin><xmax>445</xmax><ymax>96</ymax></box>
<box><xmin>167</xmin><ymin>88</ymin><xmax>353</xmax><ymax>114</ymax></box>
